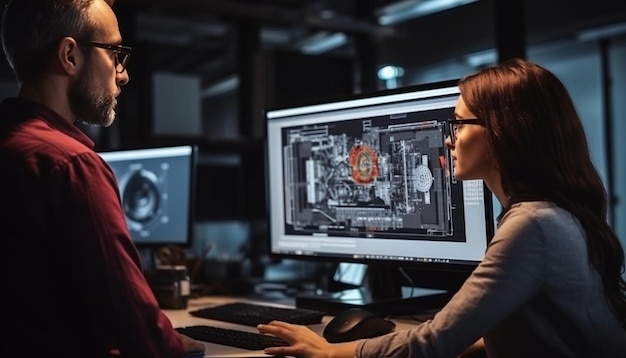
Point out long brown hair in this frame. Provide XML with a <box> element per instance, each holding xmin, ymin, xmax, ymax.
<box><xmin>459</xmin><ymin>58</ymin><xmax>626</xmax><ymax>326</ymax></box>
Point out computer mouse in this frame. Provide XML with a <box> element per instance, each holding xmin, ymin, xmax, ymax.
<box><xmin>323</xmin><ymin>308</ymin><xmax>396</xmax><ymax>343</ymax></box>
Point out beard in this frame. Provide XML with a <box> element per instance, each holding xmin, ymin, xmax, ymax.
<box><xmin>70</xmin><ymin>67</ymin><xmax>118</xmax><ymax>127</ymax></box>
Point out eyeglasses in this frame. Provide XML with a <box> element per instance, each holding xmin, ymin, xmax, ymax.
<box><xmin>77</xmin><ymin>40</ymin><xmax>132</xmax><ymax>73</ymax></box>
<box><xmin>446</xmin><ymin>118</ymin><xmax>483</xmax><ymax>144</ymax></box>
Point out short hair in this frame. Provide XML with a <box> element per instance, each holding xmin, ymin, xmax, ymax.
<box><xmin>1</xmin><ymin>0</ymin><xmax>109</xmax><ymax>83</ymax></box>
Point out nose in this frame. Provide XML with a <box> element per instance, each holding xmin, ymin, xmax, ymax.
<box><xmin>117</xmin><ymin>69</ymin><xmax>129</xmax><ymax>86</ymax></box>
<box><xmin>445</xmin><ymin>135</ymin><xmax>453</xmax><ymax>149</ymax></box>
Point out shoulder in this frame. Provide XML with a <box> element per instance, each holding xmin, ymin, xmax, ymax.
<box><xmin>494</xmin><ymin>201</ymin><xmax>585</xmax><ymax>252</ymax></box>
<box><xmin>4</xmin><ymin>118</ymin><xmax>103</xmax><ymax>176</ymax></box>
<box><xmin>500</xmin><ymin>201</ymin><xmax>581</xmax><ymax>234</ymax></box>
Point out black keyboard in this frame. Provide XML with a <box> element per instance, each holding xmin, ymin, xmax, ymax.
<box><xmin>189</xmin><ymin>301</ymin><xmax>325</xmax><ymax>326</ymax></box>
<box><xmin>176</xmin><ymin>325</ymin><xmax>289</xmax><ymax>350</ymax></box>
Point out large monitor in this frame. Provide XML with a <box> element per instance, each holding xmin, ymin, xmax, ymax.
<box><xmin>265</xmin><ymin>81</ymin><xmax>494</xmax><ymax>314</ymax></box>
<box><xmin>98</xmin><ymin>145</ymin><xmax>197</xmax><ymax>247</ymax></box>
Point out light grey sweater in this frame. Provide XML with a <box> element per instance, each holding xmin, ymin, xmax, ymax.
<box><xmin>357</xmin><ymin>201</ymin><xmax>626</xmax><ymax>357</ymax></box>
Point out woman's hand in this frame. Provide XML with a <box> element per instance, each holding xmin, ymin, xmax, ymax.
<box><xmin>258</xmin><ymin>321</ymin><xmax>359</xmax><ymax>358</ymax></box>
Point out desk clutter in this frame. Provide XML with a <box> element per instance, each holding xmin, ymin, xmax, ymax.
<box><xmin>146</xmin><ymin>265</ymin><xmax>191</xmax><ymax>309</ymax></box>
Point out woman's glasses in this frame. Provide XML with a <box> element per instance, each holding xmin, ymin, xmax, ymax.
<box><xmin>446</xmin><ymin>118</ymin><xmax>483</xmax><ymax>144</ymax></box>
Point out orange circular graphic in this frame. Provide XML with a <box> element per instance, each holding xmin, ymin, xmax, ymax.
<box><xmin>349</xmin><ymin>144</ymin><xmax>379</xmax><ymax>184</ymax></box>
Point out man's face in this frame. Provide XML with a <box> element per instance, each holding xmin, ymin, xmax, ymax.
<box><xmin>71</xmin><ymin>0</ymin><xmax>128</xmax><ymax>127</ymax></box>
<box><xmin>70</xmin><ymin>58</ymin><xmax>118</xmax><ymax>127</ymax></box>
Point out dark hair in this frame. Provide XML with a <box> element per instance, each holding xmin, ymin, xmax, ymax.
<box><xmin>459</xmin><ymin>58</ymin><xmax>626</xmax><ymax>327</ymax></box>
<box><xmin>0</xmin><ymin>0</ymin><xmax>110</xmax><ymax>83</ymax></box>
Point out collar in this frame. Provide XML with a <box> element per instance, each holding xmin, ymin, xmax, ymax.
<box><xmin>0</xmin><ymin>97</ymin><xmax>95</xmax><ymax>149</ymax></box>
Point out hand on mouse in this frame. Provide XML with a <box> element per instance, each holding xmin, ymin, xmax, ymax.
<box><xmin>258</xmin><ymin>321</ymin><xmax>359</xmax><ymax>358</ymax></box>
<box><xmin>178</xmin><ymin>331</ymin><xmax>206</xmax><ymax>355</ymax></box>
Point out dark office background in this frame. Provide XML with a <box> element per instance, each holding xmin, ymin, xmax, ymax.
<box><xmin>0</xmin><ymin>0</ymin><xmax>625</xmax><ymax>288</ymax></box>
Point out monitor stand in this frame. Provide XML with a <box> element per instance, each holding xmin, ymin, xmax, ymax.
<box><xmin>295</xmin><ymin>265</ymin><xmax>453</xmax><ymax>316</ymax></box>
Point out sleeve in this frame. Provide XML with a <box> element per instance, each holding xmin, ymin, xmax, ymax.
<box><xmin>50</xmin><ymin>152</ymin><xmax>185</xmax><ymax>358</ymax></box>
<box><xmin>357</xmin><ymin>206</ymin><xmax>547</xmax><ymax>358</ymax></box>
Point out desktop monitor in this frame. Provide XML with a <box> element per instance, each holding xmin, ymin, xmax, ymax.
<box><xmin>98</xmin><ymin>145</ymin><xmax>197</xmax><ymax>247</ymax></box>
<box><xmin>264</xmin><ymin>81</ymin><xmax>494</xmax><ymax>314</ymax></box>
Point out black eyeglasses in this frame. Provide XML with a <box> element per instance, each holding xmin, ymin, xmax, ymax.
<box><xmin>77</xmin><ymin>40</ymin><xmax>132</xmax><ymax>73</ymax></box>
<box><xmin>446</xmin><ymin>118</ymin><xmax>483</xmax><ymax>144</ymax></box>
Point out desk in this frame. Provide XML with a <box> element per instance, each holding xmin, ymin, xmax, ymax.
<box><xmin>164</xmin><ymin>296</ymin><xmax>430</xmax><ymax>358</ymax></box>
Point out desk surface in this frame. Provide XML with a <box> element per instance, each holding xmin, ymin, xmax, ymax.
<box><xmin>164</xmin><ymin>296</ymin><xmax>429</xmax><ymax>358</ymax></box>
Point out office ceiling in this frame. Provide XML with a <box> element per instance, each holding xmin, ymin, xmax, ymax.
<box><xmin>116</xmin><ymin>0</ymin><xmax>626</xmax><ymax>92</ymax></box>
<box><xmin>0</xmin><ymin>0</ymin><xmax>398</xmax><ymax>87</ymax></box>
<box><xmin>1</xmin><ymin>0</ymin><xmax>625</xmax><ymax>90</ymax></box>
<box><xmin>120</xmin><ymin>0</ymin><xmax>400</xmax><ymax>86</ymax></box>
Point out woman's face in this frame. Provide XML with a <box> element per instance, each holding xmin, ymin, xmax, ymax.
<box><xmin>446</xmin><ymin>95</ymin><xmax>493</xmax><ymax>181</ymax></box>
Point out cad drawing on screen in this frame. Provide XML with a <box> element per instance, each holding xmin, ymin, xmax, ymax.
<box><xmin>265</xmin><ymin>82</ymin><xmax>494</xmax><ymax>313</ymax></box>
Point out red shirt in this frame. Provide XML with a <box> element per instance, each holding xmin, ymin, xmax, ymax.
<box><xmin>0</xmin><ymin>98</ymin><xmax>184</xmax><ymax>357</ymax></box>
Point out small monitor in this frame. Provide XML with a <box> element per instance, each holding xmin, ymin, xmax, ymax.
<box><xmin>98</xmin><ymin>145</ymin><xmax>197</xmax><ymax>246</ymax></box>
<box><xmin>265</xmin><ymin>81</ymin><xmax>494</xmax><ymax>313</ymax></box>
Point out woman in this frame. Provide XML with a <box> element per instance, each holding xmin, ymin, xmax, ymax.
<box><xmin>257</xmin><ymin>58</ymin><xmax>626</xmax><ymax>357</ymax></box>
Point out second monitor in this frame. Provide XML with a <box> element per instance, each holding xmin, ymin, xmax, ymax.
<box><xmin>98</xmin><ymin>145</ymin><xmax>197</xmax><ymax>247</ymax></box>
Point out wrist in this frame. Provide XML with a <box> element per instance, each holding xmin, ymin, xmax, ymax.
<box><xmin>328</xmin><ymin>341</ymin><xmax>360</xmax><ymax>358</ymax></box>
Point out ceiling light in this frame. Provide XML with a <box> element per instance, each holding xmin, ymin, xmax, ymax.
<box><xmin>378</xmin><ymin>65</ymin><xmax>405</xmax><ymax>89</ymax></box>
<box><xmin>577</xmin><ymin>22</ymin><xmax>626</xmax><ymax>42</ymax></box>
<box><xmin>202</xmin><ymin>75</ymin><xmax>238</xmax><ymax>98</ymax></box>
<box><xmin>377</xmin><ymin>65</ymin><xmax>405</xmax><ymax>80</ymax></box>
<box><xmin>377</xmin><ymin>0</ymin><xmax>479</xmax><ymax>26</ymax></box>
<box><xmin>299</xmin><ymin>32</ymin><xmax>348</xmax><ymax>55</ymax></box>
<box><xmin>464</xmin><ymin>49</ymin><xmax>496</xmax><ymax>68</ymax></box>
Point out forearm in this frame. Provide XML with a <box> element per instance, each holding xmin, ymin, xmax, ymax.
<box><xmin>332</xmin><ymin>341</ymin><xmax>361</xmax><ymax>358</ymax></box>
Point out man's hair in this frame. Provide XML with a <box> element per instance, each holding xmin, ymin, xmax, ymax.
<box><xmin>459</xmin><ymin>58</ymin><xmax>626</xmax><ymax>327</ymax></box>
<box><xmin>1</xmin><ymin>0</ymin><xmax>109</xmax><ymax>83</ymax></box>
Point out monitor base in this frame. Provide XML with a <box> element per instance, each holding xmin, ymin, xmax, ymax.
<box><xmin>295</xmin><ymin>287</ymin><xmax>451</xmax><ymax>316</ymax></box>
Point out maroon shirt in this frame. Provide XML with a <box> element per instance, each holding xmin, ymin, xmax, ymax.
<box><xmin>0</xmin><ymin>98</ymin><xmax>184</xmax><ymax>357</ymax></box>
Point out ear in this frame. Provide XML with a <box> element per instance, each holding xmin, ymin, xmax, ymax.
<box><xmin>56</xmin><ymin>37</ymin><xmax>83</xmax><ymax>75</ymax></box>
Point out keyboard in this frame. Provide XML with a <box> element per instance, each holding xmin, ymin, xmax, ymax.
<box><xmin>176</xmin><ymin>325</ymin><xmax>289</xmax><ymax>350</ymax></box>
<box><xmin>189</xmin><ymin>301</ymin><xmax>325</xmax><ymax>326</ymax></box>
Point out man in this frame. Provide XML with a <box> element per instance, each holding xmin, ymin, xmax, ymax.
<box><xmin>0</xmin><ymin>0</ymin><xmax>205</xmax><ymax>356</ymax></box>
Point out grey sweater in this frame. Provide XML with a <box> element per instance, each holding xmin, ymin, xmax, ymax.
<box><xmin>357</xmin><ymin>201</ymin><xmax>626</xmax><ymax>357</ymax></box>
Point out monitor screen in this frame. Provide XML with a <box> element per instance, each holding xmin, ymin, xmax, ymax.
<box><xmin>98</xmin><ymin>145</ymin><xmax>197</xmax><ymax>246</ymax></box>
<box><xmin>265</xmin><ymin>81</ymin><xmax>494</xmax><ymax>313</ymax></box>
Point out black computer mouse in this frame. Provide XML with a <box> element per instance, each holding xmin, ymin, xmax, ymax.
<box><xmin>323</xmin><ymin>308</ymin><xmax>396</xmax><ymax>343</ymax></box>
